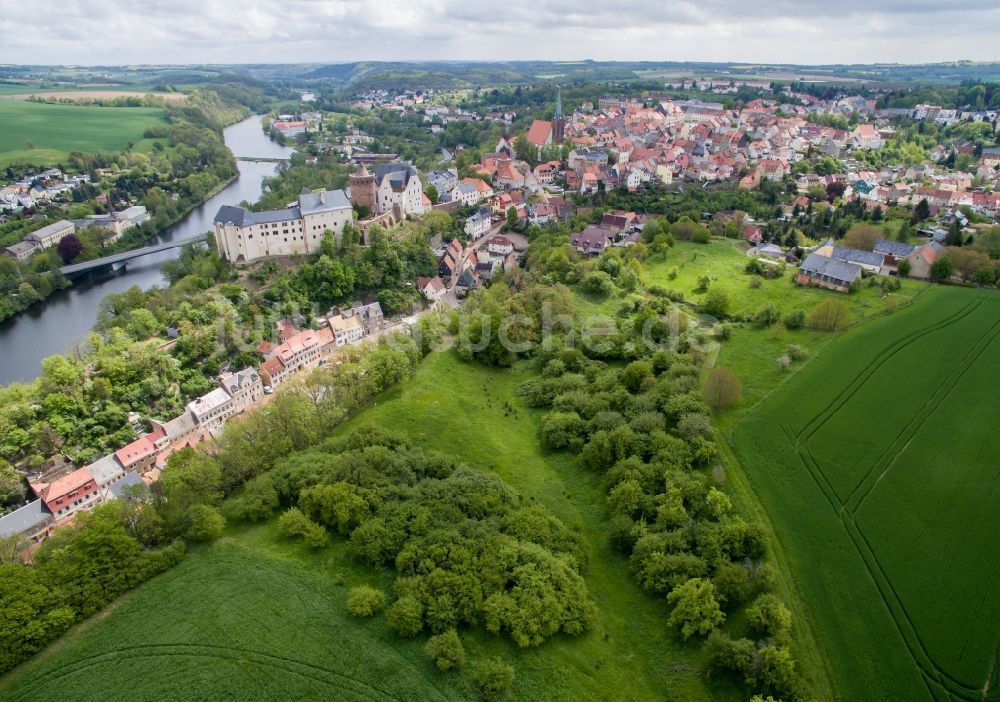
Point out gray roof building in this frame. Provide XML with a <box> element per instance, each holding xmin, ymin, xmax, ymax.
<box><xmin>831</xmin><ymin>246</ymin><xmax>885</xmax><ymax>269</ymax></box>
<box><xmin>0</xmin><ymin>499</ymin><xmax>52</xmax><ymax>539</ymax></box>
<box><xmin>873</xmin><ymin>239</ymin><xmax>916</xmax><ymax>258</ymax></box>
<box><xmin>799</xmin><ymin>252</ymin><xmax>862</xmax><ymax>287</ymax></box>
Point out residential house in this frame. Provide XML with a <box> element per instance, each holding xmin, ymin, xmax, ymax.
<box><xmin>417</xmin><ymin>276</ymin><xmax>446</xmax><ymax>301</ymax></box>
<box><xmin>30</xmin><ymin>467</ymin><xmax>101</xmax><ymax>522</ymax></box>
<box><xmin>488</xmin><ymin>236</ymin><xmax>514</xmax><ymax>256</ymax></box>
<box><xmin>328</xmin><ymin>312</ymin><xmax>365</xmax><ymax>346</ymax></box>
<box><xmin>850</xmin><ymin>124</ymin><xmax>883</xmax><ymax>150</ymax></box>
<box><xmin>873</xmin><ymin>239</ymin><xmax>916</xmax><ymax>272</ymax></box>
<box><xmin>219</xmin><ymin>368</ymin><xmax>264</xmax><ymax>413</ymax></box>
<box><xmin>345</xmin><ymin>302</ymin><xmax>384</xmax><ymax>335</ymax></box>
<box><xmin>570</xmin><ymin>225</ymin><xmax>616</xmax><ymax>255</ymax></box>
<box><xmin>0</xmin><ymin>500</ymin><xmax>53</xmax><ymax>544</ymax></box>
<box><xmin>465</xmin><ymin>208</ymin><xmax>492</xmax><ymax>239</ymax></box>
<box><xmin>903</xmin><ymin>244</ymin><xmax>938</xmax><ymax>280</ymax></box>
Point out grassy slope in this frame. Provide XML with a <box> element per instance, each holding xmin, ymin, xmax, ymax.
<box><xmin>731</xmin><ymin>285</ymin><xmax>1000</xmax><ymax>702</ymax></box>
<box><xmin>333</xmin><ymin>351</ymin><xmax>737</xmax><ymax>701</ymax></box>
<box><xmin>0</xmin><ymin>100</ymin><xmax>166</xmax><ymax>167</ymax></box>
<box><xmin>0</xmin><ymin>351</ymin><xmax>740</xmax><ymax>702</ymax></box>
<box><xmin>0</xmin><ymin>525</ymin><xmax>470</xmax><ymax>702</ymax></box>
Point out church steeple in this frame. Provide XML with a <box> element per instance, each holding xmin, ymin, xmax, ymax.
<box><xmin>552</xmin><ymin>85</ymin><xmax>565</xmax><ymax>146</ymax></box>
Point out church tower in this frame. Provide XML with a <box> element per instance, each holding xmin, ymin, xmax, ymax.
<box><xmin>349</xmin><ymin>163</ymin><xmax>376</xmax><ymax>212</ymax></box>
<box><xmin>552</xmin><ymin>85</ymin><xmax>566</xmax><ymax>145</ymax></box>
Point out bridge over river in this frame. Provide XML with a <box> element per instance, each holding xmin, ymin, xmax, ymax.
<box><xmin>59</xmin><ymin>234</ymin><xmax>209</xmax><ymax>276</ymax></box>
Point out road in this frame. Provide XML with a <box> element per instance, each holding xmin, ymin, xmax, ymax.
<box><xmin>448</xmin><ymin>224</ymin><xmax>510</xmax><ymax>288</ymax></box>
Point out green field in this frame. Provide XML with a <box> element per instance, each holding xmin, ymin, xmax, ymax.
<box><xmin>643</xmin><ymin>239</ymin><xmax>925</xmax><ymax>318</ymax></box>
<box><xmin>1</xmin><ymin>351</ymin><xmax>743</xmax><ymax>701</ymax></box>
<box><xmin>732</xmin><ymin>285</ymin><xmax>1000</xmax><ymax>702</ymax></box>
<box><xmin>0</xmin><ymin>100</ymin><xmax>166</xmax><ymax>167</ymax></box>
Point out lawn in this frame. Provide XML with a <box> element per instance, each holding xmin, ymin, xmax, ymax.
<box><xmin>642</xmin><ymin>239</ymin><xmax>926</xmax><ymax>319</ymax></box>
<box><xmin>731</xmin><ymin>285</ymin><xmax>1000</xmax><ymax>702</ymax></box>
<box><xmin>0</xmin><ymin>100</ymin><xmax>166</xmax><ymax>167</ymax></box>
<box><xmin>0</xmin><ymin>351</ymin><xmax>743</xmax><ymax>702</ymax></box>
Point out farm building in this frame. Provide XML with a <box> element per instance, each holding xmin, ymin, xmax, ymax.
<box><xmin>796</xmin><ymin>252</ymin><xmax>862</xmax><ymax>292</ymax></box>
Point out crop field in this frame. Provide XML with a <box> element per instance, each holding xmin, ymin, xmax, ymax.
<box><xmin>733</xmin><ymin>285</ymin><xmax>1000</xmax><ymax>702</ymax></box>
<box><xmin>642</xmin><ymin>239</ymin><xmax>925</xmax><ymax>318</ymax></box>
<box><xmin>0</xmin><ymin>100</ymin><xmax>166</xmax><ymax>167</ymax></box>
<box><xmin>2</xmin><ymin>90</ymin><xmax>186</xmax><ymax>102</ymax></box>
<box><xmin>0</xmin><ymin>352</ymin><xmax>743</xmax><ymax>702</ymax></box>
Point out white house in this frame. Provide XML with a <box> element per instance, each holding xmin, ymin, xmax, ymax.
<box><xmin>24</xmin><ymin>220</ymin><xmax>75</xmax><ymax>249</ymax></box>
<box><xmin>374</xmin><ymin>164</ymin><xmax>425</xmax><ymax>215</ymax></box>
<box><xmin>465</xmin><ymin>208</ymin><xmax>492</xmax><ymax>239</ymax></box>
<box><xmin>417</xmin><ymin>276</ymin><xmax>446</xmax><ymax>301</ymax></box>
<box><xmin>488</xmin><ymin>236</ymin><xmax>514</xmax><ymax>256</ymax></box>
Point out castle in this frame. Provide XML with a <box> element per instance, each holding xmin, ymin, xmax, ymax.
<box><xmin>213</xmin><ymin>188</ymin><xmax>353</xmax><ymax>264</ymax></box>
<box><xmin>349</xmin><ymin>162</ymin><xmax>425</xmax><ymax>217</ymax></box>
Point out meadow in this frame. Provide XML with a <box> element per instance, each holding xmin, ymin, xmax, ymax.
<box><xmin>642</xmin><ymin>239</ymin><xmax>924</xmax><ymax>319</ymax></box>
<box><xmin>0</xmin><ymin>351</ymin><xmax>745</xmax><ymax>702</ymax></box>
<box><xmin>732</xmin><ymin>285</ymin><xmax>1000</xmax><ymax>702</ymax></box>
<box><xmin>0</xmin><ymin>100</ymin><xmax>166</xmax><ymax>167</ymax></box>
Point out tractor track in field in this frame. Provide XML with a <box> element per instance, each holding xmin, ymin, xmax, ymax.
<box><xmin>7</xmin><ymin>643</ymin><xmax>418</xmax><ymax>702</ymax></box>
<box><xmin>845</xmin><ymin>313</ymin><xmax>1000</xmax><ymax>516</ymax></box>
<box><xmin>795</xmin><ymin>293</ymin><xmax>986</xmax><ymax>445</ymax></box>
<box><xmin>778</xmin><ymin>295</ymin><xmax>999</xmax><ymax>701</ymax></box>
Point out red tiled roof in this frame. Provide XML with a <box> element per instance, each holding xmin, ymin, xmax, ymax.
<box><xmin>525</xmin><ymin>119</ymin><xmax>553</xmax><ymax>146</ymax></box>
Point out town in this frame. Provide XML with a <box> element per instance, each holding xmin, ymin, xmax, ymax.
<box><xmin>1</xmin><ymin>53</ymin><xmax>999</xmax><ymax>702</ymax></box>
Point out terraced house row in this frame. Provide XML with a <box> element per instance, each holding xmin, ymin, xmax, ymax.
<box><xmin>0</xmin><ymin>309</ymin><xmax>386</xmax><ymax>551</ymax></box>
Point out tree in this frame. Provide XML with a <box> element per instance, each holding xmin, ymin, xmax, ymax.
<box><xmin>424</xmin><ymin>629</ymin><xmax>466</xmax><ymax>671</ymax></box>
<box><xmin>746</xmin><ymin>593</ymin><xmax>792</xmax><ymax>640</ymax></box>
<box><xmin>930</xmin><ymin>256</ymin><xmax>954</xmax><ymax>282</ymax></box>
<box><xmin>56</xmin><ymin>234</ymin><xmax>84</xmax><ymax>263</ymax></box>
<box><xmin>912</xmin><ymin>198</ymin><xmax>931</xmax><ymax>223</ymax></box>
<box><xmin>782</xmin><ymin>309</ymin><xmax>805</xmax><ymax>330</ymax></box>
<box><xmin>666</xmin><ymin>578</ymin><xmax>725</xmax><ymax>639</ymax></box>
<box><xmin>580</xmin><ymin>270</ymin><xmax>614</xmax><ymax>297</ymax></box>
<box><xmin>703</xmin><ymin>367</ymin><xmax>742</xmax><ymax>410</ymax></box>
<box><xmin>807</xmin><ymin>300</ymin><xmax>852</xmax><ymax>331</ymax></box>
<box><xmin>623</xmin><ymin>359</ymin><xmax>653</xmax><ymax>393</ymax></box>
<box><xmin>347</xmin><ymin>585</ymin><xmax>386</xmax><ymax>618</ymax></box>
<box><xmin>184</xmin><ymin>504</ymin><xmax>225</xmax><ymax>542</ymax></box>
<box><xmin>944</xmin><ymin>220</ymin><xmax>963</xmax><ymax>247</ymax></box>
<box><xmin>472</xmin><ymin>657</ymin><xmax>515</xmax><ymax>702</ymax></box>
<box><xmin>425</xmin><ymin>184</ymin><xmax>439</xmax><ymax>203</ymax></box>
<box><xmin>506</xmin><ymin>206</ymin><xmax>518</xmax><ymax>230</ymax></box>
<box><xmin>842</xmin><ymin>224</ymin><xmax>882</xmax><ymax>251</ymax></box>
<box><xmin>386</xmin><ymin>594</ymin><xmax>424</xmax><ymax>637</ymax></box>
<box><xmin>897</xmin><ymin>258</ymin><xmax>912</xmax><ymax>278</ymax></box>
<box><xmin>701</xmin><ymin>289</ymin><xmax>730</xmax><ymax>319</ymax></box>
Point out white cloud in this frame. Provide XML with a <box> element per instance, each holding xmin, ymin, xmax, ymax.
<box><xmin>1</xmin><ymin>0</ymin><xmax>998</xmax><ymax>65</ymax></box>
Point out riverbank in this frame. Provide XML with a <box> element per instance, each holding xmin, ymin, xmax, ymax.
<box><xmin>0</xmin><ymin>116</ymin><xmax>290</xmax><ymax>385</ymax></box>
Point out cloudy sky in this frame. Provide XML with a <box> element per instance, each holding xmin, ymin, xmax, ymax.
<box><xmin>2</xmin><ymin>0</ymin><xmax>999</xmax><ymax>66</ymax></box>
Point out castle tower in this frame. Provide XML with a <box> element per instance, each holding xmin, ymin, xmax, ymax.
<box><xmin>552</xmin><ymin>85</ymin><xmax>566</xmax><ymax>146</ymax></box>
<box><xmin>349</xmin><ymin>163</ymin><xmax>376</xmax><ymax>212</ymax></box>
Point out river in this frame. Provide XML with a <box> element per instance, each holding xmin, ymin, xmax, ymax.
<box><xmin>0</xmin><ymin>115</ymin><xmax>292</xmax><ymax>385</ymax></box>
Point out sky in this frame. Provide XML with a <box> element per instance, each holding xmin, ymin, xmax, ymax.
<box><xmin>2</xmin><ymin>0</ymin><xmax>1000</xmax><ymax>66</ymax></box>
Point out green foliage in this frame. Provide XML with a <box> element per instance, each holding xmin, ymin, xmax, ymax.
<box><xmin>666</xmin><ymin>577</ymin><xmax>725</xmax><ymax>639</ymax></box>
<box><xmin>806</xmin><ymin>299</ymin><xmax>852</xmax><ymax>331</ymax></box>
<box><xmin>385</xmin><ymin>594</ymin><xmax>424</xmax><ymax>638</ymax></box>
<box><xmin>472</xmin><ymin>657</ymin><xmax>515</xmax><ymax>702</ymax></box>
<box><xmin>424</xmin><ymin>629</ymin><xmax>466</xmax><ymax>671</ymax></box>
<box><xmin>701</xmin><ymin>289</ymin><xmax>730</xmax><ymax>319</ymax></box>
<box><xmin>930</xmin><ymin>255</ymin><xmax>953</xmax><ymax>281</ymax></box>
<box><xmin>184</xmin><ymin>504</ymin><xmax>225</xmax><ymax>542</ymax></box>
<box><xmin>782</xmin><ymin>309</ymin><xmax>806</xmax><ymax>330</ymax></box>
<box><xmin>746</xmin><ymin>593</ymin><xmax>792</xmax><ymax>641</ymax></box>
<box><xmin>276</xmin><ymin>507</ymin><xmax>329</xmax><ymax>549</ymax></box>
<box><xmin>580</xmin><ymin>270</ymin><xmax>615</xmax><ymax>297</ymax></box>
<box><xmin>346</xmin><ymin>585</ymin><xmax>387</xmax><ymax>618</ymax></box>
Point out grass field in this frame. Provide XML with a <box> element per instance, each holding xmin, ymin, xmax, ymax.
<box><xmin>0</xmin><ymin>351</ymin><xmax>744</xmax><ymax>702</ymax></box>
<box><xmin>0</xmin><ymin>100</ymin><xmax>166</xmax><ymax>167</ymax></box>
<box><xmin>642</xmin><ymin>239</ymin><xmax>925</xmax><ymax>319</ymax></box>
<box><xmin>732</xmin><ymin>285</ymin><xmax>1000</xmax><ymax>702</ymax></box>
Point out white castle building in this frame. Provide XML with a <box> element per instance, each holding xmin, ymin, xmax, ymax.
<box><xmin>213</xmin><ymin>188</ymin><xmax>353</xmax><ymax>263</ymax></box>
